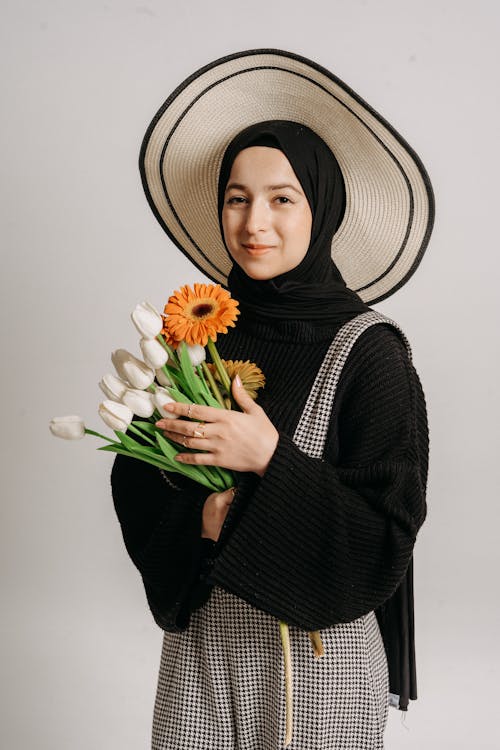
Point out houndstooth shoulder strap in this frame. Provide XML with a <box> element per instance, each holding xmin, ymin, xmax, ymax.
<box><xmin>292</xmin><ymin>310</ymin><xmax>412</xmax><ymax>459</ymax></box>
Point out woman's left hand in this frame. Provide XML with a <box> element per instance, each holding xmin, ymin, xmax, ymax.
<box><xmin>154</xmin><ymin>376</ymin><xmax>279</xmax><ymax>477</ymax></box>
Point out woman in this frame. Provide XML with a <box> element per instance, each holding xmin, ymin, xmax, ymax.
<box><xmin>112</xmin><ymin>51</ymin><xmax>433</xmax><ymax>749</ymax></box>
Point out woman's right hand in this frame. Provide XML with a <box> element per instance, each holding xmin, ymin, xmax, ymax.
<box><xmin>201</xmin><ymin>487</ymin><xmax>235</xmax><ymax>542</ymax></box>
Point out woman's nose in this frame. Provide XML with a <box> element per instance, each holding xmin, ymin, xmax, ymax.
<box><xmin>244</xmin><ymin>199</ymin><xmax>270</xmax><ymax>235</ymax></box>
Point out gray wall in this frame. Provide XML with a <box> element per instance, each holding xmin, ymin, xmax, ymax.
<box><xmin>1</xmin><ymin>1</ymin><xmax>498</xmax><ymax>747</ymax></box>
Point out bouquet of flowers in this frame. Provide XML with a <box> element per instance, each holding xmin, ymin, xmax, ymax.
<box><xmin>50</xmin><ymin>281</ymin><xmax>323</xmax><ymax>747</ymax></box>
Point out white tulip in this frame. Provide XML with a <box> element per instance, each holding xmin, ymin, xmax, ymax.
<box><xmin>131</xmin><ymin>301</ymin><xmax>163</xmax><ymax>339</ymax></box>
<box><xmin>140</xmin><ymin>337</ymin><xmax>169</xmax><ymax>369</ymax></box>
<box><xmin>98</xmin><ymin>400</ymin><xmax>133</xmax><ymax>431</ymax></box>
<box><xmin>122</xmin><ymin>388</ymin><xmax>155</xmax><ymax>418</ymax></box>
<box><xmin>99</xmin><ymin>373</ymin><xmax>128</xmax><ymax>401</ymax></box>
<box><xmin>155</xmin><ymin>367</ymin><xmax>173</xmax><ymax>387</ymax></box>
<box><xmin>152</xmin><ymin>387</ymin><xmax>177</xmax><ymax>419</ymax></box>
<box><xmin>186</xmin><ymin>343</ymin><xmax>206</xmax><ymax>367</ymax></box>
<box><xmin>111</xmin><ymin>349</ymin><xmax>155</xmax><ymax>389</ymax></box>
<box><xmin>49</xmin><ymin>415</ymin><xmax>86</xmax><ymax>440</ymax></box>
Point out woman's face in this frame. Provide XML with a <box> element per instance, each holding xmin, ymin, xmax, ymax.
<box><xmin>221</xmin><ymin>146</ymin><xmax>313</xmax><ymax>280</ymax></box>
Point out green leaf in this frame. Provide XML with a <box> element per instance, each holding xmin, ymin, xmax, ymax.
<box><xmin>161</xmin><ymin>364</ymin><xmax>185</xmax><ymax>390</ymax></box>
<box><xmin>115</xmin><ymin>431</ymin><xmax>174</xmax><ymax>462</ymax></box>
<box><xmin>189</xmin><ymin>457</ymin><xmax>233</xmax><ymax>490</ymax></box>
<box><xmin>164</xmin><ymin>378</ymin><xmax>223</xmax><ymax>410</ymax></box>
<box><xmin>164</xmin><ymin>387</ymin><xmax>192</xmax><ymax>405</ymax></box>
<box><xmin>114</xmin><ymin>430</ymin><xmax>142</xmax><ymax>451</ymax></box>
<box><xmin>127</xmin><ymin>423</ymin><xmax>156</xmax><ymax>445</ymax></box>
<box><xmin>131</xmin><ymin>420</ymin><xmax>158</xmax><ymax>435</ymax></box>
<box><xmin>124</xmin><ymin>443</ymin><xmax>168</xmax><ymax>460</ymax></box>
<box><xmin>195</xmin><ymin>364</ymin><xmax>212</xmax><ymax>398</ymax></box>
<box><xmin>214</xmin><ymin>466</ymin><xmax>235</xmax><ymax>486</ymax></box>
<box><xmin>199</xmin><ymin>391</ymin><xmax>223</xmax><ymax>409</ymax></box>
<box><xmin>197</xmin><ymin>464</ymin><xmax>226</xmax><ymax>491</ymax></box>
<box><xmin>155</xmin><ymin>432</ymin><xmax>228</xmax><ymax>491</ymax></box>
<box><xmin>97</xmin><ymin>442</ymin><xmax>123</xmax><ymax>451</ymax></box>
<box><xmin>155</xmin><ymin>430</ymin><xmax>179</xmax><ymax>460</ymax></box>
<box><xmin>97</xmin><ymin>445</ymin><xmax>173</xmax><ymax>472</ymax></box>
<box><xmin>176</xmin><ymin>342</ymin><xmax>213</xmax><ymax>404</ymax></box>
<box><xmin>177</xmin><ymin>464</ymin><xmax>223</xmax><ymax>491</ymax></box>
<box><xmin>177</xmin><ymin>341</ymin><xmax>200</xmax><ymax>400</ymax></box>
<box><xmin>98</xmin><ymin>439</ymin><xmax>228</xmax><ymax>493</ymax></box>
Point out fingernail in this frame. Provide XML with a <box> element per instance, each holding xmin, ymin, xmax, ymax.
<box><xmin>164</xmin><ymin>404</ymin><xmax>175</xmax><ymax>411</ymax></box>
<box><xmin>235</xmin><ymin>374</ymin><xmax>242</xmax><ymax>387</ymax></box>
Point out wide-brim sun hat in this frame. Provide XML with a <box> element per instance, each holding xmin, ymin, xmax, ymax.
<box><xmin>140</xmin><ymin>48</ymin><xmax>434</xmax><ymax>304</ymax></box>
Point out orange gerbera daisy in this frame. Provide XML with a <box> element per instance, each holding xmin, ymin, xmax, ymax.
<box><xmin>162</xmin><ymin>283</ymin><xmax>240</xmax><ymax>347</ymax></box>
<box><xmin>161</xmin><ymin>323</ymin><xmax>180</xmax><ymax>350</ymax></box>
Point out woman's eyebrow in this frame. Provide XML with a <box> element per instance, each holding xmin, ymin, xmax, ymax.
<box><xmin>225</xmin><ymin>182</ymin><xmax>302</xmax><ymax>194</ymax></box>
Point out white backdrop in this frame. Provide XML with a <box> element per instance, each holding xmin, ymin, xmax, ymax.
<box><xmin>1</xmin><ymin>1</ymin><xmax>499</xmax><ymax>748</ymax></box>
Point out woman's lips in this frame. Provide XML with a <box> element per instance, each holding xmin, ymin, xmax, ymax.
<box><xmin>242</xmin><ymin>244</ymin><xmax>274</xmax><ymax>255</ymax></box>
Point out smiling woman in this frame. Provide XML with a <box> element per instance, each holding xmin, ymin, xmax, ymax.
<box><xmin>221</xmin><ymin>146</ymin><xmax>313</xmax><ymax>279</ymax></box>
<box><xmin>111</xmin><ymin>48</ymin><xmax>434</xmax><ymax>750</ymax></box>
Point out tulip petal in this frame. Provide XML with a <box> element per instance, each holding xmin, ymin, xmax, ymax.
<box><xmin>99</xmin><ymin>373</ymin><xmax>128</xmax><ymax>401</ymax></box>
<box><xmin>140</xmin><ymin>338</ymin><xmax>169</xmax><ymax>369</ymax></box>
<box><xmin>122</xmin><ymin>388</ymin><xmax>155</xmax><ymax>418</ymax></box>
<box><xmin>131</xmin><ymin>301</ymin><xmax>163</xmax><ymax>339</ymax></box>
<box><xmin>49</xmin><ymin>416</ymin><xmax>86</xmax><ymax>440</ymax></box>
<box><xmin>98</xmin><ymin>400</ymin><xmax>133</xmax><ymax>431</ymax></box>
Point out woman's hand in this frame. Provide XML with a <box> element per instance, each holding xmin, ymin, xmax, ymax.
<box><xmin>201</xmin><ymin>487</ymin><xmax>235</xmax><ymax>541</ymax></box>
<box><xmin>155</xmin><ymin>376</ymin><xmax>279</xmax><ymax>477</ymax></box>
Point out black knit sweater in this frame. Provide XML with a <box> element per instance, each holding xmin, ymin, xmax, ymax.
<box><xmin>110</xmin><ymin>311</ymin><xmax>428</xmax><ymax>708</ymax></box>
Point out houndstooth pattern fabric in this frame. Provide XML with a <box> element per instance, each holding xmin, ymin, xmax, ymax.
<box><xmin>152</xmin><ymin>587</ymin><xmax>389</xmax><ymax>749</ymax></box>
<box><xmin>151</xmin><ymin>312</ymin><xmax>403</xmax><ymax>749</ymax></box>
<box><xmin>293</xmin><ymin>311</ymin><xmax>412</xmax><ymax>459</ymax></box>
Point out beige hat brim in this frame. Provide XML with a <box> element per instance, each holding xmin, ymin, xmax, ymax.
<box><xmin>140</xmin><ymin>48</ymin><xmax>434</xmax><ymax>304</ymax></box>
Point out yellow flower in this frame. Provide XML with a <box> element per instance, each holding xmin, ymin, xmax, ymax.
<box><xmin>162</xmin><ymin>283</ymin><xmax>239</xmax><ymax>347</ymax></box>
<box><xmin>207</xmin><ymin>359</ymin><xmax>266</xmax><ymax>400</ymax></box>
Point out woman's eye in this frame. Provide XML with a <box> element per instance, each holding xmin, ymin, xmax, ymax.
<box><xmin>276</xmin><ymin>196</ymin><xmax>291</xmax><ymax>204</ymax></box>
<box><xmin>227</xmin><ymin>196</ymin><xmax>247</xmax><ymax>204</ymax></box>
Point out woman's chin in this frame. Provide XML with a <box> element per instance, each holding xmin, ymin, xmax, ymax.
<box><xmin>242</xmin><ymin>266</ymin><xmax>275</xmax><ymax>281</ymax></box>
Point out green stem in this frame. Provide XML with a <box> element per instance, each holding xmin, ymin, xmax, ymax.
<box><xmin>127</xmin><ymin>424</ymin><xmax>156</xmax><ymax>446</ymax></box>
<box><xmin>156</xmin><ymin>334</ymin><xmax>180</xmax><ymax>368</ymax></box>
<box><xmin>207</xmin><ymin>338</ymin><xmax>231</xmax><ymax>393</ymax></box>
<box><xmin>159</xmin><ymin>364</ymin><xmax>180</xmax><ymax>389</ymax></box>
<box><xmin>195</xmin><ymin>364</ymin><xmax>211</xmax><ymax>398</ymax></box>
<box><xmin>201</xmin><ymin>361</ymin><xmax>225</xmax><ymax>409</ymax></box>
<box><xmin>97</xmin><ymin>446</ymin><xmax>221</xmax><ymax>491</ymax></box>
<box><xmin>84</xmin><ymin>428</ymin><xmax>116</xmax><ymax>442</ymax></box>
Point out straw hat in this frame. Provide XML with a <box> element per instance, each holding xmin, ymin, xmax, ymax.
<box><xmin>139</xmin><ymin>48</ymin><xmax>434</xmax><ymax>304</ymax></box>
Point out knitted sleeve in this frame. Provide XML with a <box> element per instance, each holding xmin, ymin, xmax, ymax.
<box><xmin>206</xmin><ymin>325</ymin><xmax>429</xmax><ymax>631</ymax></box>
<box><xmin>110</xmin><ymin>451</ymin><xmax>210</xmax><ymax>631</ymax></box>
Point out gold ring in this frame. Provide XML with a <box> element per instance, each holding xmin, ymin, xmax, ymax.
<box><xmin>186</xmin><ymin>403</ymin><xmax>193</xmax><ymax>418</ymax></box>
<box><xmin>193</xmin><ymin>422</ymin><xmax>206</xmax><ymax>438</ymax></box>
<box><xmin>182</xmin><ymin>436</ymin><xmax>189</xmax><ymax>448</ymax></box>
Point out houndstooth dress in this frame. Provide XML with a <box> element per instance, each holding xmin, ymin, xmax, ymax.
<box><xmin>152</xmin><ymin>311</ymin><xmax>412</xmax><ymax>750</ymax></box>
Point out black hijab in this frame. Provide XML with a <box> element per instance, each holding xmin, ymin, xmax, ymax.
<box><xmin>217</xmin><ymin>120</ymin><xmax>371</xmax><ymax>325</ymax></box>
